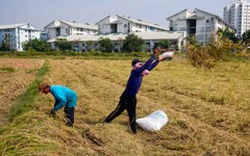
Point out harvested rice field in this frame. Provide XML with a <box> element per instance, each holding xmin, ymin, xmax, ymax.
<box><xmin>0</xmin><ymin>56</ymin><xmax>249</xmax><ymax>156</ymax></box>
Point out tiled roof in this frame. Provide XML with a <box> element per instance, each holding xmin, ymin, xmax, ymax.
<box><xmin>48</xmin><ymin>31</ymin><xmax>184</xmax><ymax>42</ymax></box>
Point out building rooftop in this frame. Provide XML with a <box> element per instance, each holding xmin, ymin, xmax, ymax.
<box><xmin>48</xmin><ymin>31</ymin><xmax>184</xmax><ymax>42</ymax></box>
<box><xmin>0</xmin><ymin>23</ymin><xmax>37</xmax><ymax>30</ymax></box>
<box><xmin>62</xmin><ymin>21</ymin><xmax>98</xmax><ymax>30</ymax></box>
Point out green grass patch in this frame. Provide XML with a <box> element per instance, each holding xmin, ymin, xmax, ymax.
<box><xmin>0</xmin><ymin>67</ymin><xmax>15</xmax><ymax>73</ymax></box>
<box><xmin>8</xmin><ymin>61</ymin><xmax>49</xmax><ymax>121</ymax></box>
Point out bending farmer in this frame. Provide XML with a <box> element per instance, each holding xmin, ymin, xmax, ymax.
<box><xmin>39</xmin><ymin>83</ymin><xmax>78</xmax><ymax>127</ymax></box>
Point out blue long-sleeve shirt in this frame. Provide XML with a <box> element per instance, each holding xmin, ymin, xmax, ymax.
<box><xmin>124</xmin><ymin>55</ymin><xmax>159</xmax><ymax>96</ymax></box>
<box><xmin>147</xmin><ymin>59</ymin><xmax>159</xmax><ymax>71</ymax></box>
<box><xmin>50</xmin><ymin>85</ymin><xmax>78</xmax><ymax>110</ymax></box>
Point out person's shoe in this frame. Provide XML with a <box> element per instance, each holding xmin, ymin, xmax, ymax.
<box><xmin>132</xmin><ymin>129</ymin><xmax>137</xmax><ymax>134</ymax></box>
<box><xmin>65</xmin><ymin>122</ymin><xmax>73</xmax><ymax>127</ymax></box>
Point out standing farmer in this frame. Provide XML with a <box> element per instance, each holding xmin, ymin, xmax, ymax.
<box><xmin>104</xmin><ymin>48</ymin><xmax>172</xmax><ymax>134</ymax></box>
<box><xmin>39</xmin><ymin>83</ymin><xmax>78</xmax><ymax>127</ymax></box>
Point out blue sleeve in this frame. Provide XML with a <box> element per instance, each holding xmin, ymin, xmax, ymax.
<box><xmin>53</xmin><ymin>93</ymin><xmax>67</xmax><ymax>110</ymax></box>
<box><xmin>135</xmin><ymin>55</ymin><xmax>156</xmax><ymax>75</ymax></box>
<box><xmin>147</xmin><ymin>60</ymin><xmax>159</xmax><ymax>71</ymax></box>
<box><xmin>54</xmin><ymin>100</ymin><xmax>59</xmax><ymax>107</ymax></box>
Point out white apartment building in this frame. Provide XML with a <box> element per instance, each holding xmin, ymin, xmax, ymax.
<box><xmin>48</xmin><ymin>15</ymin><xmax>184</xmax><ymax>52</ymax></box>
<box><xmin>0</xmin><ymin>23</ymin><xmax>41</xmax><ymax>51</ymax></box>
<box><xmin>48</xmin><ymin>31</ymin><xmax>185</xmax><ymax>52</ymax></box>
<box><xmin>96</xmin><ymin>15</ymin><xmax>168</xmax><ymax>34</ymax></box>
<box><xmin>167</xmin><ymin>8</ymin><xmax>235</xmax><ymax>44</ymax></box>
<box><xmin>44</xmin><ymin>20</ymin><xmax>98</xmax><ymax>40</ymax></box>
<box><xmin>224</xmin><ymin>0</ymin><xmax>250</xmax><ymax>37</ymax></box>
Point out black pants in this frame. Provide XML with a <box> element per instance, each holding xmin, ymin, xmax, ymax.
<box><xmin>105</xmin><ymin>92</ymin><xmax>137</xmax><ymax>133</ymax></box>
<box><xmin>64</xmin><ymin>107</ymin><xmax>75</xmax><ymax>127</ymax></box>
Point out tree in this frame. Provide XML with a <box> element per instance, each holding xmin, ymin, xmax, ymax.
<box><xmin>54</xmin><ymin>38</ymin><xmax>72</xmax><ymax>51</ymax></box>
<box><xmin>98</xmin><ymin>37</ymin><xmax>113</xmax><ymax>52</ymax></box>
<box><xmin>242</xmin><ymin>30</ymin><xmax>250</xmax><ymax>44</ymax></box>
<box><xmin>122</xmin><ymin>34</ymin><xmax>144</xmax><ymax>52</ymax></box>
<box><xmin>86</xmin><ymin>40</ymin><xmax>94</xmax><ymax>52</ymax></box>
<box><xmin>0</xmin><ymin>41</ymin><xmax>10</xmax><ymax>51</ymax></box>
<box><xmin>154</xmin><ymin>40</ymin><xmax>171</xmax><ymax>49</ymax></box>
<box><xmin>217</xmin><ymin>27</ymin><xmax>238</xmax><ymax>43</ymax></box>
<box><xmin>23</xmin><ymin>39</ymin><xmax>51</xmax><ymax>52</ymax></box>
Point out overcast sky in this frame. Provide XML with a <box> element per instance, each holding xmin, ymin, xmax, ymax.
<box><xmin>0</xmin><ymin>0</ymin><xmax>239</xmax><ymax>30</ymax></box>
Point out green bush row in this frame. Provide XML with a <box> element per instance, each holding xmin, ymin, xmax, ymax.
<box><xmin>0</xmin><ymin>51</ymin><xmax>154</xmax><ymax>60</ymax></box>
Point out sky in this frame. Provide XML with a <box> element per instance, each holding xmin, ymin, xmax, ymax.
<box><xmin>0</xmin><ymin>0</ymin><xmax>239</xmax><ymax>30</ymax></box>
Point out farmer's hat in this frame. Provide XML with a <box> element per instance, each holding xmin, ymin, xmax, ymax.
<box><xmin>132</xmin><ymin>59</ymin><xmax>144</xmax><ymax>66</ymax></box>
<box><xmin>38</xmin><ymin>83</ymin><xmax>49</xmax><ymax>91</ymax></box>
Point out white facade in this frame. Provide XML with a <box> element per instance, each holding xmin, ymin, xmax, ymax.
<box><xmin>167</xmin><ymin>8</ymin><xmax>235</xmax><ymax>44</ymax></box>
<box><xmin>44</xmin><ymin>20</ymin><xmax>98</xmax><ymax>40</ymax></box>
<box><xmin>224</xmin><ymin>0</ymin><xmax>250</xmax><ymax>37</ymax></box>
<box><xmin>48</xmin><ymin>15</ymin><xmax>185</xmax><ymax>52</ymax></box>
<box><xmin>0</xmin><ymin>23</ymin><xmax>41</xmax><ymax>51</ymax></box>
<box><xmin>96</xmin><ymin>15</ymin><xmax>168</xmax><ymax>34</ymax></box>
<box><xmin>48</xmin><ymin>31</ymin><xmax>185</xmax><ymax>52</ymax></box>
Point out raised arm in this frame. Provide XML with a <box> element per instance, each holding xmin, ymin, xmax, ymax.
<box><xmin>147</xmin><ymin>59</ymin><xmax>159</xmax><ymax>71</ymax></box>
<box><xmin>135</xmin><ymin>54</ymin><xmax>156</xmax><ymax>74</ymax></box>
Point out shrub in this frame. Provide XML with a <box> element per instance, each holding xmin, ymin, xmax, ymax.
<box><xmin>186</xmin><ymin>37</ymin><xmax>246</xmax><ymax>69</ymax></box>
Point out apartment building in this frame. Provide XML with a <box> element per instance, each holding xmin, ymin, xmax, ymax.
<box><xmin>0</xmin><ymin>23</ymin><xmax>41</xmax><ymax>51</ymax></box>
<box><xmin>44</xmin><ymin>20</ymin><xmax>98</xmax><ymax>40</ymax></box>
<box><xmin>48</xmin><ymin>15</ymin><xmax>185</xmax><ymax>52</ymax></box>
<box><xmin>96</xmin><ymin>15</ymin><xmax>168</xmax><ymax>34</ymax></box>
<box><xmin>167</xmin><ymin>8</ymin><xmax>235</xmax><ymax>44</ymax></box>
<box><xmin>224</xmin><ymin>0</ymin><xmax>250</xmax><ymax>37</ymax></box>
<box><xmin>48</xmin><ymin>31</ymin><xmax>185</xmax><ymax>52</ymax></box>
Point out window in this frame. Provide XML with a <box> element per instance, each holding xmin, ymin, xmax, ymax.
<box><xmin>111</xmin><ymin>24</ymin><xmax>118</xmax><ymax>33</ymax></box>
<box><xmin>113</xmin><ymin>42</ymin><xmax>119</xmax><ymax>46</ymax></box>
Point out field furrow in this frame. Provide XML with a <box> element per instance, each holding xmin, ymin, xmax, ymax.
<box><xmin>0</xmin><ymin>58</ymin><xmax>44</xmax><ymax>127</ymax></box>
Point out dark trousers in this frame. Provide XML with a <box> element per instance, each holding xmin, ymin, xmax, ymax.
<box><xmin>64</xmin><ymin>107</ymin><xmax>75</xmax><ymax>127</ymax></box>
<box><xmin>105</xmin><ymin>92</ymin><xmax>137</xmax><ymax>133</ymax></box>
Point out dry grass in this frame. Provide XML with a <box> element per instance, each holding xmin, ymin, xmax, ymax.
<box><xmin>0</xmin><ymin>58</ymin><xmax>44</xmax><ymax>127</ymax></box>
<box><xmin>0</xmin><ymin>56</ymin><xmax>250</xmax><ymax>156</ymax></box>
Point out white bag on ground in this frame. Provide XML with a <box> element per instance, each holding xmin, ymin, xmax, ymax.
<box><xmin>136</xmin><ymin>110</ymin><xmax>168</xmax><ymax>131</ymax></box>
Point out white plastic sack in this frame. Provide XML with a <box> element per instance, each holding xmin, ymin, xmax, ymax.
<box><xmin>136</xmin><ymin>110</ymin><xmax>168</xmax><ymax>131</ymax></box>
<box><xmin>161</xmin><ymin>51</ymin><xmax>174</xmax><ymax>57</ymax></box>
<box><xmin>161</xmin><ymin>51</ymin><xmax>174</xmax><ymax>61</ymax></box>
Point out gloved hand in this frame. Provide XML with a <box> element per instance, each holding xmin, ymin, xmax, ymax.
<box><xmin>141</xmin><ymin>69</ymin><xmax>150</xmax><ymax>76</ymax></box>
<box><xmin>50</xmin><ymin>108</ymin><xmax>56</xmax><ymax>118</ymax></box>
<box><xmin>153</xmin><ymin>48</ymin><xmax>159</xmax><ymax>55</ymax></box>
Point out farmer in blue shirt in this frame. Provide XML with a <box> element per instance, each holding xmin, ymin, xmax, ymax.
<box><xmin>105</xmin><ymin>48</ymin><xmax>172</xmax><ymax>134</ymax></box>
<box><xmin>39</xmin><ymin>83</ymin><xmax>78</xmax><ymax>127</ymax></box>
